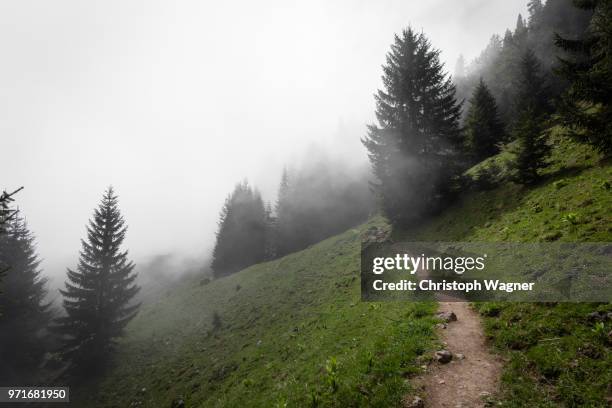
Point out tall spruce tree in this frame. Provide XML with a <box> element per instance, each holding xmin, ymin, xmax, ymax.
<box><xmin>274</xmin><ymin>168</ymin><xmax>294</xmax><ymax>257</ymax></box>
<box><xmin>211</xmin><ymin>181</ymin><xmax>268</xmax><ymax>277</ymax></box>
<box><xmin>0</xmin><ymin>214</ymin><xmax>50</xmax><ymax>383</ymax></box>
<box><xmin>515</xmin><ymin>49</ymin><xmax>551</xmax><ymax>118</ymax></box>
<box><xmin>555</xmin><ymin>0</ymin><xmax>612</xmax><ymax>154</ymax></box>
<box><xmin>509</xmin><ymin>108</ymin><xmax>551</xmax><ymax>184</ymax></box>
<box><xmin>528</xmin><ymin>0</ymin><xmax>545</xmax><ymax>28</ymax></box>
<box><xmin>362</xmin><ymin>27</ymin><xmax>462</xmax><ymax>225</ymax></box>
<box><xmin>464</xmin><ymin>78</ymin><xmax>506</xmax><ymax>162</ymax></box>
<box><xmin>56</xmin><ymin>187</ymin><xmax>139</xmax><ymax>372</ymax></box>
<box><xmin>509</xmin><ymin>50</ymin><xmax>551</xmax><ymax>184</ymax></box>
<box><xmin>0</xmin><ymin>187</ymin><xmax>23</xmax><ymax>317</ymax></box>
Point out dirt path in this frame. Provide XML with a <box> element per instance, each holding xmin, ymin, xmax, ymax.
<box><xmin>409</xmin><ymin>301</ymin><xmax>503</xmax><ymax>408</ymax></box>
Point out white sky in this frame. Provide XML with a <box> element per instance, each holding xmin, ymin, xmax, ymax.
<box><xmin>0</xmin><ymin>0</ymin><xmax>527</xmax><ymax>280</ymax></box>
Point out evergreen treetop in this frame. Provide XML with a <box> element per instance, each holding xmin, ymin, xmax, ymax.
<box><xmin>464</xmin><ymin>78</ymin><xmax>506</xmax><ymax>162</ymax></box>
<box><xmin>514</xmin><ymin>48</ymin><xmax>551</xmax><ymax>119</ymax></box>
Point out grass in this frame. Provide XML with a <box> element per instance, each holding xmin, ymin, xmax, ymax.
<box><xmin>76</xmin><ymin>218</ymin><xmax>437</xmax><ymax>407</ymax></box>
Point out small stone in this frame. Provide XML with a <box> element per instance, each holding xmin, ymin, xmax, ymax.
<box><xmin>435</xmin><ymin>323</ymin><xmax>447</xmax><ymax>329</ymax></box>
<box><xmin>407</xmin><ymin>396</ymin><xmax>424</xmax><ymax>408</ymax></box>
<box><xmin>455</xmin><ymin>353</ymin><xmax>465</xmax><ymax>360</ymax></box>
<box><xmin>436</xmin><ymin>311</ymin><xmax>457</xmax><ymax>323</ymax></box>
<box><xmin>170</xmin><ymin>399</ymin><xmax>185</xmax><ymax>408</ymax></box>
<box><xmin>479</xmin><ymin>391</ymin><xmax>491</xmax><ymax>399</ymax></box>
<box><xmin>587</xmin><ymin>311</ymin><xmax>605</xmax><ymax>322</ymax></box>
<box><xmin>435</xmin><ymin>349</ymin><xmax>453</xmax><ymax>364</ymax></box>
<box><xmin>438</xmin><ymin>379</ymin><xmax>445</xmax><ymax>384</ymax></box>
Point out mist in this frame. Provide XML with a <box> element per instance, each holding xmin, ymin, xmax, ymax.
<box><xmin>0</xmin><ymin>0</ymin><xmax>527</xmax><ymax>285</ymax></box>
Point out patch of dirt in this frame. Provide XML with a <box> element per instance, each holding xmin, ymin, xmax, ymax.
<box><xmin>410</xmin><ymin>302</ymin><xmax>503</xmax><ymax>408</ymax></box>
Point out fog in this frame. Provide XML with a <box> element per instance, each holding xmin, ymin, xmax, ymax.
<box><xmin>0</xmin><ymin>0</ymin><xmax>527</xmax><ymax>285</ymax></box>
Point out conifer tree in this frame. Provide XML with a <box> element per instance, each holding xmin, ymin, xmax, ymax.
<box><xmin>555</xmin><ymin>0</ymin><xmax>612</xmax><ymax>154</ymax></box>
<box><xmin>528</xmin><ymin>0</ymin><xmax>545</xmax><ymax>28</ymax></box>
<box><xmin>211</xmin><ymin>181</ymin><xmax>268</xmax><ymax>277</ymax></box>
<box><xmin>0</xmin><ymin>214</ymin><xmax>50</xmax><ymax>383</ymax></box>
<box><xmin>514</xmin><ymin>49</ymin><xmax>551</xmax><ymax>119</ymax></box>
<box><xmin>56</xmin><ymin>187</ymin><xmax>139</xmax><ymax>372</ymax></box>
<box><xmin>274</xmin><ymin>168</ymin><xmax>294</xmax><ymax>257</ymax></box>
<box><xmin>263</xmin><ymin>202</ymin><xmax>276</xmax><ymax>260</ymax></box>
<box><xmin>464</xmin><ymin>79</ymin><xmax>506</xmax><ymax>162</ymax></box>
<box><xmin>362</xmin><ymin>27</ymin><xmax>462</xmax><ymax>225</ymax></box>
<box><xmin>454</xmin><ymin>54</ymin><xmax>466</xmax><ymax>80</ymax></box>
<box><xmin>0</xmin><ymin>187</ymin><xmax>23</xmax><ymax>317</ymax></box>
<box><xmin>509</xmin><ymin>50</ymin><xmax>551</xmax><ymax>184</ymax></box>
<box><xmin>509</xmin><ymin>107</ymin><xmax>551</xmax><ymax>184</ymax></box>
<box><xmin>514</xmin><ymin>14</ymin><xmax>529</xmax><ymax>44</ymax></box>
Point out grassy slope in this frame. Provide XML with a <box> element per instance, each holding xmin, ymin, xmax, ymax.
<box><xmin>79</xmin><ymin>219</ymin><xmax>437</xmax><ymax>407</ymax></box>
<box><xmin>399</xmin><ymin>129</ymin><xmax>612</xmax><ymax>407</ymax></box>
<box><xmin>82</xmin><ymin>130</ymin><xmax>610</xmax><ymax>407</ymax></box>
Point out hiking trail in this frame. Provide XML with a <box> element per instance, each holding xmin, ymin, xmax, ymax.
<box><xmin>406</xmin><ymin>301</ymin><xmax>503</xmax><ymax>408</ymax></box>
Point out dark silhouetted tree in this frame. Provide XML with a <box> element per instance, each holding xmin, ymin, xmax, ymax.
<box><xmin>514</xmin><ymin>49</ymin><xmax>551</xmax><ymax>120</ymax></box>
<box><xmin>362</xmin><ymin>27</ymin><xmax>462</xmax><ymax>226</ymax></box>
<box><xmin>0</xmin><ymin>214</ymin><xmax>50</xmax><ymax>383</ymax></box>
<box><xmin>454</xmin><ymin>54</ymin><xmax>466</xmax><ymax>80</ymax></box>
<box><xmin>555</xmin><ymin>0</ymin><xmax>612</xmax><ymax>154</ymax></box>
<box><xmin>509</xmin><ymin>108</ymin><xmax>551</xmax><ymax>184</ymax></box>
<box><xmin>464</xmin><ymin>79</ymin><xmax>506</xmax><ymax>162</ymax></box>
<box><xmin>55</xmin><ymin>187</ymin><xmax>140</xmax><ymax>372</ymax></box>
<box><xmin>211</xmin><ymin>181</ymin><xmax>268</xmax><ymax>277</ymax></box>
<box><xmin>274</xmin><ymin>168</ymin><xmax>293</xmax><ymax>257</ymax></box>
<box><xmin>509</xmin><ymin>51</ymin><xmax>551</xmax><ymax>184</ymax></box>
<box><xmin>0</xmin><ymin>187</ymin><xmax>24</xmax><ymax>317</ymax></box>
<box><xmin>528</xmin><ymin>0</ymin><xmax>545</xmax><ymax>28</ymax></box>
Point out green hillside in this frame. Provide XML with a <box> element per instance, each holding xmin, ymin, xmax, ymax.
<box><xmin>76</xmin><ymin>219</ymin><xmax>437</xmax><ymax>407</ymax></box>
<box><xmin>399</xmin><ymin>130</ymin><xmax>612</xmax><ymax>407</ymax></box>
<box><xmin>78</xmin><ymin>132</ymin><xmax>611</xmax><ymax>407</ymax></box>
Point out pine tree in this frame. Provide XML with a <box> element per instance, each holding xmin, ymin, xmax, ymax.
<box><xmin>263</xmin><ymin>202</ymin><xmax>276</xmax><ymax>260</ymax></box>
<box><xmin>0</xmin><ymin>214</ymin><xmax>50</xmax><ymax>383</ymax></box>
<box><xmin>211</xmin><ymin>181</ymin><xmax>268</xmax><ymax>277</ymax></box>
<box><xmin>0</xmin><ymin>187</ymin><xmax>23</xmax><ymax>317</ymax></box>
<box><xmin>515</xmin><ymin>14</ymin><xmax>528</xmax><ymax>44</ymax></box>
<box><xmin>56</xmin><ymin>187</ymin><xmax>140</xmax><ymax>372</ymax></box>
<box><xmin>509</xmin><ymin>108</ymin><xmax>551</xmax><ymax>184</ymax></box>
<box><xmin>454</xmin><ymin>54</ymin><xmax>466</xmax><ymax>80</ymax></box>
<box><xmin>555</xmin><ymin>0</ymin><xmax>612</xmax><ymax>154</ymax></box>
<box><xmin>514</xmin><ymin>49</ymin><xmax>551</xmax><ymax>123</ymax></box>
<box><xmin>274</xmin><ymin>168</ymin><xmax>294</xmax><ymax>257</ymax></box>
<box><xmin>464</xmin><ymin>79</ymin><xmax>506</xmax><ymax>162</ymax></box>
<box><xmin>528</xmin><ymin>0</ymin><xmax>545</xmax><ymax>28</ymax></box>
<box><xmin>509</xmin><ymin>50</ymin><xmax>551</xmax><ymax>184</ymax></box>
<box><xmin>362</xmin><ymin>27</ymin><xmax>462</xmax><ymax>225</ymax></box>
